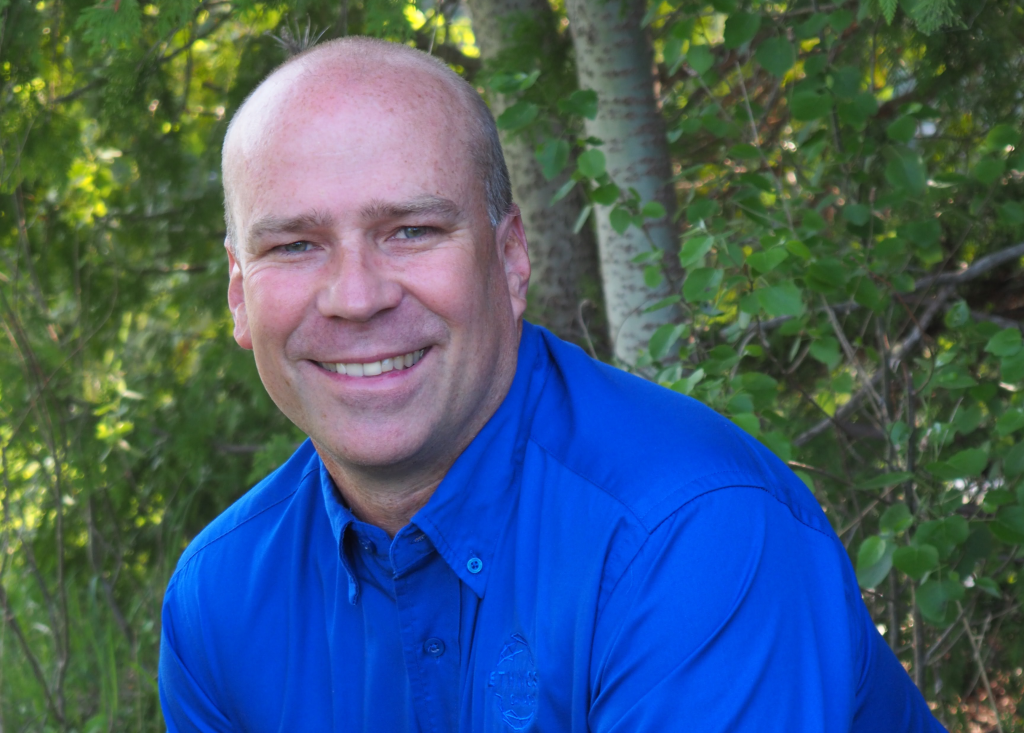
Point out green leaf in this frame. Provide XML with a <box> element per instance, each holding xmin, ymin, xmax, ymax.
<box><xmin>948</xmin><ymin>448</ymin><xmax>989</xmax><ymax>477</ymax></box>
<box><xmin>983</xmin><ymin>124</ymin><xmax>1020</xmax><ymax>152</ymax></box>
<box><xmin>755</xmin><ymin>36</ymin><xmax>795</xmax><ymax>77</ymax></box>
<box><xmin>641</xmin><ymin>201</ymin><xmax>667</xmax><ymax>219</ymax></box>
<box><xmin>836</xmin><ymin>92</ymin><xmax>879</xmax><ymax>127</ymax></box>
<box><xmin>590</xmin><ymin>183</ymin><xmax>620</xmax><ymax>206</ymax></box>
<box><xmin>893</xmin><ymin>544</ymin><xmax>939</xmax><ymax>580</ymax></box>
<box><xmin>975</xmin><ymin>577</ymin><xmax>1001</xmax><ymax>599</ymax></box>
<box><xmin>577</xmin><ymin>149</ymin><xmax>606</xmax><ymax>179</ymax></box>
<box><xmin>746</xmin><ymin>247</ymin><xmax>788</xmax><ymax>274</ymax></box>
<box><xmin>785</xmin><ymin>240</ymin><xmax>812</xmax><ymax>260</ymax></box>
<box><xmin>985</xmin><ymin>328</ymin><xmax>1023</xmax><ymax>357</ymax></box>
<box><xmin>644</xmin><ymin>265</ymin><xmax>664</xmax><ymax>289</ymax></box>
<box><xmin>1004</xmin><ymin>441</ymin><xmax>1024</xmax><ymax>476</ymax></box>
<box><xmin>687</xmin><ymin>45</ymin><xmax>715</xmax><ymax>75</ymax></box>
<box><xmin>535</xmin><ymin>139</ymin><xmax>570</xmax><ymax>181</ymax></box>
<box><xmin>828</xmin><ymin>8</ymin><xmax>854</xmax><ymax>32</ymax></box>
<box><xmin>879</xmin><ymin>0</ymin><xmax>898</xmax><ymax>24</ymax></box>
<box><xmin>683</xmin><ymin>267</ymin><xmax>723</xmax><ymax>303</ymax></box>
<box><xmin>917</xmin><ymin>579</ymin><xmax>964</xmax><ymax>626</ymax></box>
<box><xmin>993</xmin><ymin>505</ymin><xmax>1024</xmax><ymax>544</ymax></box>
<box><xmin>973</xmin><ymin>156</ymin><xmax>1006</xmax><ymax>185</ymax></box>
<box><xmin>488</xmin><ymin>70</ymin><xmax>540</xmax><ymax>93</ymax></box>
<box><xmin>723</xmin><ymin>12</ymin><xmax>761</xmax><ymax>49</ymax></box>
<box><xmin>886</xmin><ymin>116</ymin><xmax>917</xmax><ymax>143</ymax></box>
<box><xmin>1002</xmin><ymin>351</ymin><xmax>1024</xmax><ymax>382</ymax></box>
<box><xmin>856</xmin><ymin>471</ymin><xmax>914</xmax><ymax>491</ymax></box>
<box><xmin>806</xmin><ymin>258</ymin><xmax>848</xmax><ymax>293</ymax></box>
<box><xmin>557</xmin><ymin>89</ymin><xmax>598</xmax><ymax>120</ymax></box>
<box><xmin>572</xmin><ymin>204</ymin><xmax>592</xmax><ymax>234</ymax></box>
<box><xmin>996</xmin><ymin>410</ymin><xmax>1024</xmax><ymax>437</ymax></box>
<box><xmin>880</xmin><ymin>503</ymin><xmax>914</xmax><ymax>534</ymax></box>
<box><xmin>644</xmin><ymin>295</ymin><xmax>681</xmax><ymax>313</ymax></box>
<box><xmin>944</xmin><ymin>300</ymin><xmax>971</xmax><ymax>329</ymax></box>
<box><xmin>809</xmin><ymin>337</ymin><xmax>841</xmax><ymax>370</ymax></box>
<box><xmin>842</xmin><ymin>204</ymin><xmax>871</xmax><ymax>226</ymax></box>
<box><xmin>670</xmin><ymin>368</ymin><xmax>705</xmax><ymax>396</ymax></box>
<box><xmin>549</xmin><ymin>179</ymin><xmax>576</xmax><ymax>205</ymax></box>
<box><xmin>791</xmin><ymin>91</ymin><xmax>833</xmax><ymax>121</ymax></box>
<box><xmin>649</xmin><ymin>323</ymin><xmax>688</xmax><ymax>361</ymax></box>
<box><xmin>916</xmin><ymin>517</ymin><xmax>970</xmax><ymax>557</ymax></box>
<box><xmin>609</xmin><ymin>207</ymin><xmax>632</xmax><ymax>234</ymax></box>
<box><xmin>496</xmin><ymin>101</ymin><xmax>539</xmax><ymax>131</ymax></box>
<box><xmin>856</xmin><ymin>536</ymin><xmax>894</xmax><ymax>589</ymax></box>
<box><xmin>756</xmin><ymin>282</ymin><xmax>805</xmax><ymax>317</ymax></box>
<box><xmin>687</xmin><ymin>198</ymin><xmax>718</xmax><ymax>223</ymax></box>
<box><xmin>884</xmin><ymin>148</ymin><xmax>927</xmax><ymax>196</ymax></box>
<box><xmin>731</xmin><ymin>412</ymin><xmax>760</xmax><ymax>436</ymax></box>
<box><xmin>678</xmin><ymin>235</ymin><xmax>715</xmax><ymax>269</ymax></box>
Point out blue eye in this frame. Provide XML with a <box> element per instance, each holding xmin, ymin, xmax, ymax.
<box><xmin>280</xmin><ymin>241</ymin><xmax>314</xmax><ymax>253</ymax></box>
<box><xmin>395</xmin><ymin>226</ymin><xmax>432</xmax><ymax>239</ymax></box>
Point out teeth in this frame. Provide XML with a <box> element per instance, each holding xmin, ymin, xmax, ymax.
<box><xmin>319</xmin><ymin>349</ymin><xmax>425</xmax><ymax>378</ymax></box>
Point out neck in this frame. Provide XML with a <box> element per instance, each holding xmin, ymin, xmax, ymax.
<box><xmin>314</xmin><ymin>446</ymin><xmax>449</xmax><ymax>537</ymax></box>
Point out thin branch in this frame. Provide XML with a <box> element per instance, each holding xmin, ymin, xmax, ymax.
<box><xmin>0</xmin><ymin>583</ymin><xmax>64</xmax><ymax>725</ymax></box>
<box><xmin>914</xmin><ymin>241</ymin><xmax>1024</xmax><ymax>290</ymax></box>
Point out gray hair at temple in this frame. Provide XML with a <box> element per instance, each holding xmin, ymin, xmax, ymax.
<box><xmin>221</xmin><ymin>36</ymin><xmax>513</xmax><ymax>250</ymax></box>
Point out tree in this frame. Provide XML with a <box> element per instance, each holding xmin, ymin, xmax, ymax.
<box><xmin>565</xmin><ymin>0</ymin><xmax>678</xmax><ymax>363</ymax></box>
<box><xmin>466</xmin><ymin>0</ymin><xmax>603</xmax><ymax>344</ymax></box>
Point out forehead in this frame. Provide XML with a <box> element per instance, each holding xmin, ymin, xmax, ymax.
<box><xmin>225</xmin><ymin>61</ymin><xmax>482</xmax><ymax>228</ymax></box>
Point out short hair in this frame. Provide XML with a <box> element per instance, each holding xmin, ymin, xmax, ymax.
<box><xmin>223</xmin><ymin>37</ymin><xmax>512</xmax><ymax>247</ymax></box>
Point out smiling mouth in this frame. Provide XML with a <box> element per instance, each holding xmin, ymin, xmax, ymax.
<box><xmin>316</xmin><ymin>348</ymin><xmax>426</xmax><ymax>377</ymax></box>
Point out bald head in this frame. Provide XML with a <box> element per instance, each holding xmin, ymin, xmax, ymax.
<box><xmin>222</xmin><ymin>37</ymin><xmax>511</xmax><ymax>250</ymax></box>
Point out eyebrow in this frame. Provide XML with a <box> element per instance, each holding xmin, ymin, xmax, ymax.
<box><xmin>358</xmin><ymin>195</ymin><xmax>462</xmax><ymax>223</ymax></box>
<box><xmin>247</xmin><ymin>209</ymin><xmax>335</xmax><ymax>243</ymax></box>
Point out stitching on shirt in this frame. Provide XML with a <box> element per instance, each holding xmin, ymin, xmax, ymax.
<box><xmin>173</xmin><ymin>465</ymin><xmax>313</xmax><ymax>576</ymax></box>
<box><xmin>527</xmin><ymin>437</ymin><xmax>832</xmax><ymax>540</ymax></box>
<box><xmin>595</xmin><ymin>485</ymin><xmax>843</xmax><ymax>630</ymax></box>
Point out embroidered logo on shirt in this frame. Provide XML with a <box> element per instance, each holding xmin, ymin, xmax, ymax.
<box><xmin>488</xmin><ymin>633</ymin><xmax>539</xmax><ymax>730</ymax></box>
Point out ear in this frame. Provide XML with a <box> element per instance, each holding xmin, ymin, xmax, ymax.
<box><xmin>226</xmin><ymin>240</ymin><xmax>253</xmax><ymax>350</ymax></box>
<box><xmin>496</xmin><ymin>204</ymin><xmax>531</xmax><ymax>321</ymax></box>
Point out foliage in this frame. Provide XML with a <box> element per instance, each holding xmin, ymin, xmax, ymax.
<box><xmin>624</xmin><ymin>0</ymin><xmax>1022</xmax><ymax>728</ymax></box>
<box><xmin>0</xmin><ymin>0</ymin><xmax>478</xmax><ymax>730</ymax></box>
<box><xmin>3</xmin><ymin>0</ymin><xmax>1024</xmax><ymax>731</ymax></box>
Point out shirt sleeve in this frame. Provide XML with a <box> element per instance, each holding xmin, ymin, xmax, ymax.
<box><xmin>587</xmin><ymin>486</ymin><xmax>945</xmax><ymax>733</ymax></box>
<box><xmin>159</xmin><ymin>577</ymin><xmax>234</xmax><ymax>733</ymax></box>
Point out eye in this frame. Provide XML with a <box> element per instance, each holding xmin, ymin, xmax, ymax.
<box><xmin>277</xmin><ymin>241</ymin><xmax>315</xmax><ymax>253</ymax></box>
<box><xmin>393</xmin><ymin>226</ymin><xmax>435</xmax><ymax>240</ymax></box>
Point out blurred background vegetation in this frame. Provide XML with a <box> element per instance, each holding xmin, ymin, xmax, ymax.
<box><xmin>2</xmin><ymin>0</ymin><xmax>1024</xmax><ymax>730</ymax></box>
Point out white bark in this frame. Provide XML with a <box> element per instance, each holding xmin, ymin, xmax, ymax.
<box><xmin>465</xmin><ymin>0</ymin><xmax>602</xmax><ymax>344</ymax></box>
<box><xmin>565</xmin><ymin>0</ymin><xmax>676</xmax><ymax>363</ymax></box>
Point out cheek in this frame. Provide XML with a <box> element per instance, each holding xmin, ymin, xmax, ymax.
<box><xmin>244</xmin><ymin>269</ymin><xmax>311</xmax><ymax>340</ymax></box>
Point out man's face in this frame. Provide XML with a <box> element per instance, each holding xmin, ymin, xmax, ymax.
<box><xmin>224</xmin><ymin>66</ymin><xmax>529</xmax><ymax>482</ymax></box>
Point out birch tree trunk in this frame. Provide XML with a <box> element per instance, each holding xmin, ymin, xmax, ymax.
<box><xmin>565</xmin><ymin>0</ymin><xmax>676</xmax><ymax>363</ymax></box>
<box><xmin>465</xmin><ymin>0</ymin><xmax>602</xmax><ymax>345</ymax></box>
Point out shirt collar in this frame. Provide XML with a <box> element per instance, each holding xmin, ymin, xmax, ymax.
<box><xmin>317</xmin><ymin>322</ymin><xmax>549</xmax><ymax>601</ymax></box>
<box><xmin>411</xmin><ymin>323</ymin><xmax>548</xmax><ymax>598</ymax></box>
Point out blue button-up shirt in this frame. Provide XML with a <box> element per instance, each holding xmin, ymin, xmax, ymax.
<box><xmin>159</xmin><ymin>323</ymin><xmax>945</xmax><ymax>732</ymax></box>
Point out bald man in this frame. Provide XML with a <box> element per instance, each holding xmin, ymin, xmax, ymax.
<box><xmin>158</xmin><ymin>37</ymin><xmax>946</xmax><ymax>733</ymax></box>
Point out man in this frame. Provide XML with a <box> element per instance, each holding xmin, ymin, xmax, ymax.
<box><xmin>159</xmin><ymin>37</ymin><xmax>945</xmax><ymax>732</ymax></box>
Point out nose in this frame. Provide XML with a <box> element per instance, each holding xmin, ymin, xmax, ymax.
<box><xmin>316</xmin><ymin>246</ymin><xmax>403</xmax><ymax>322</ymax></box>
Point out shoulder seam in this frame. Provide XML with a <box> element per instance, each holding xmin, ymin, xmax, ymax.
<box><xmin>527</xmin><ymin>437</ymin><xmax>832</xmax><ymax>539</ymax></box>
<box><xmin>173</xmin><ymin>461</ymin><xmax>317</xmax><ymax>576</ymax></box>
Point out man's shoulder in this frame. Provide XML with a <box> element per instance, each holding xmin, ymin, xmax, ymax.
<box><xmin>172</xmin><ymin>439</ymin><xmax>320</xmax><ymax>576</ymax></box>
<box><xmin>530</xmin><ymin>328</ymin><xmax>829</xmax><ymax>536</ymax></box>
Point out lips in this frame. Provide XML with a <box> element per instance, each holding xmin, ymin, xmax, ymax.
<box><xmin>316</xmin><ymin>348</ymin><xmax>426</xmax><ymax>377</ymax></box>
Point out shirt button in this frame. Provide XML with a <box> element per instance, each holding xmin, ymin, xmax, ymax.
<box><xmin>423</xmin><ymin>638</ymin><xmax>445</xmax><ymax>657</ymax></box>
<box><xmin>466</xmin><ymin>556</ymin><xmax>483</xmax><ymax>574</ymax></box>
<box><xmin>359</xmin><ymin>540</ymin><xmax>374</xmax><ymax>553</ymax></box>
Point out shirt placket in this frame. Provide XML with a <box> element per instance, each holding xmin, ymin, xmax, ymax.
<box><xmin>391</xmin><ymin>526</ymin><xmax>463</xmax><ymax>733</ymax></box>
